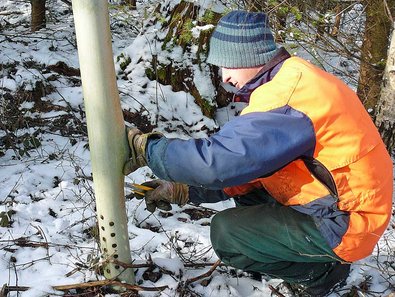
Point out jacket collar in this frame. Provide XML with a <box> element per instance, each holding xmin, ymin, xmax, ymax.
<box><xmin>234</xmin><ymin>47</ymin><xmax>291</xmax><ymax>103</ymax></box>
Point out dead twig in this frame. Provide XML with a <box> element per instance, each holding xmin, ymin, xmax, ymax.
<box><xmin>0</xmin><ymin>284</ymin><xmax>7</xmax><ymax>297</ymax></box>
<box><xmin>0</xmin><ymin>285</ymin><xmax>29</xmax><ymax>296</ymax></box>
<box><xmin>383</xmin><ymin>0</ymin><xmax>394</xmax><ymax>24</ymax></box>
<box><xmin>59</xmin><ymin>0</ymin><xmax>72</xmax><ymax>6</ymax></box>
<box><xmin>0</xmin><ymin>11</ymin><xmax>24</xmax><ymax>16</ymax></box>
<box><xmin>53</xmin><ymin>280</ymin><xmax>167</xmax><ymax>292</ymax></box>
<box><xmin>184</xmin><ymin>260</ymin><xmax>222</xmax><ymax>285</ymax></box>
<box><xmin>111</xmin><ymin>258</ymin><xmax>224</xmax><ymax>269</ymax></box>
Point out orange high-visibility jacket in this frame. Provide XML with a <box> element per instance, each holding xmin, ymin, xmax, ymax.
<box><xmin>224</xmin><ymin>57</ymin><xmax>393</xmax><ymax>262</ymax></box>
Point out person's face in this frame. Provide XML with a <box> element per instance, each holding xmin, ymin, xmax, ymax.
<box><xmin>221</xmin><ymin>66</ymin><xmax>263</xmax><ymax>89</ymax></box>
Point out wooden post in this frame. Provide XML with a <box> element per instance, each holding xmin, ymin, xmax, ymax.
<box><xmin>31</xmin><ymin>0</ymin><xmax>46</xmax><ymax>32</ymax></box>
<box><xmin>71</xmin><ymin>0</ymin><xmax>134</xmax><ymax>283</ymax></box>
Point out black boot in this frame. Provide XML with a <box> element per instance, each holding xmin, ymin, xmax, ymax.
<box><xmin>303</xmin><ymin>262</ymin><xmax>351</xmax><ymax>297</ymax></box>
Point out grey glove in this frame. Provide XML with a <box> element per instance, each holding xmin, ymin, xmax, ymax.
<box><xmin>123</xmin><ymin>127</ymin><xmax>162</xmax><ymax>175</ymax></box>
<box><xmin>135</xmin><ymin>180</ymin><xmax>189</xmax><ymax>213</ymax></box>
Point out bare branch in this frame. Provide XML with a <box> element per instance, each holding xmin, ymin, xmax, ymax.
<box><xmin>53</xmin><ymin>280</ymin><xmax>168</xmax><ymax>292</ymax></box>
<box><xmin>184</xmin><ymin>260</ymin><xmax>222</xmax><ymax>285</ymax></box>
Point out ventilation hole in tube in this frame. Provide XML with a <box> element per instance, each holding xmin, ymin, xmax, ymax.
<box><xmin>109</xmin><ymin>221</ymin><xmax>114</xmax><ymax>226</ymax></box>
<box><xmin>111</xmin><ymin>233</ymin><xmax>115</xmax><ymax>237</ymax></box>
<box><xmin>100</xmin><ymin>215</ymin><xmax>104</xmax><ymax>220</ymax></box>
<box><xmin>106</xmin><ymin>269</ymin><xmax>111</xmax><ymax>274</ymax></box>
<box><xmin>115</xmin><ymin>265</ymin><xmax>120</xmax><ymax>270</ymax></box>
<box><xmin>102</xmin><ymin>237</ymin><xmax>107</xmax><ymax>242</ymax></box>
<box><xmin>103</xmin><ymin>248</ymin><xmax>108</xmax><ymax>253</ymax></box>
<box><xmin>101</xmin><ymin>226</ymin><xmax>105</xmax><ymax>231</ymax></box>
<box><xmin>114</xmin><ymin>254</ymin><xmax>119</xmax><ymax>259</ymax></box>
<box><xmin>112</xmin><ymin>244</ymin><xmax>117</xmax><ymax>248</ymax></box>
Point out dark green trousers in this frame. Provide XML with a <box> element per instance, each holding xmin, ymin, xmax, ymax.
<box><xmin>210</xmin><ymin>190</ymin><xmax>343</xmax><ymax>287</ymax></box>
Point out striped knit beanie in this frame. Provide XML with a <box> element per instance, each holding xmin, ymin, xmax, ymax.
<box><xmin>207</xmin><ymin>10</ymin><xmax>277</xmax><ymax>68</ymax></box>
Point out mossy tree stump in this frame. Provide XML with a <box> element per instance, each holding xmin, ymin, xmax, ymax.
<box><xmin>119</xmin><ymin>1</ymin><xmax>232</xmax><ymax>119</ymax></box>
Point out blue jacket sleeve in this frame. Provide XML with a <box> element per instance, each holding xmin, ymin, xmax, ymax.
<box><xmin>147</xmin><ymin>106</ymin><xmax>316</xmax><ymax>189</ymax></box>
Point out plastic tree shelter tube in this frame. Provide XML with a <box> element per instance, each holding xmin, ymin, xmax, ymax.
<box><xmin>71</xmin><ymin>0</ymin><xmax>134</xmax><ymax>283</ymax></box>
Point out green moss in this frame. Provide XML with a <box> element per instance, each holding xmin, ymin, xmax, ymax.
<box><xmin>290</xmin><ymin>6</ymin><xmax>303</xmax><ymax>21</ymax></box>
<box><xmin>375</xmin><ymin>59</ymin><xmax>387</xmax><ymax>70</ymax></box>
<box><xmin>179</xmin><ymin>19</ymin><xmax>194</xmax><ymax>45</ymax></box>
<box><xmin>117</xmin><ymin>53</ymin><xmax>131</xmax><ymax>71</ymax></box>
<box><xmin>289</xmin><ymin>27</ymin><xmax>304</xmax><ymax>40</ymax></box>
<box><xmin>145</xmin><ymin>62</ymin><xmax>170</xmax><ymax>84</ymax></box>
<box><xmin>200</xmin><ymin>10</ymin><xmax>216</xmax><ymax>24</ymax></box>
<box><xmin>288</xmin><ymin>43</ymin><xmax>299</xmax><ymax>49</ymax></box>
<box><xmin>120</xmin><ymin>57</ymin><xmax>131</xmax><ymax>71</ymax></box>
<box><xmin>162</xmin><ymin>34</ymin><xmax>173</xmax><ymax>50</ymax></box>
<box><xmin>277</xmin><ymin>6</ymin><xmax>289</xmax><ymax>17</ymax></box>
<box><xmin>0</xmin><ymin>210</ymin><xmax>14</xmax><ymax>227</ymax></box>
<box><xmin>170</xmin><ymin>69</ymin><xmax>183</xmax><ymax>87</ymax></box>
<box><xmin>268</xmin><ymin>0</ymin><xmax>278</xmax><ymax>5</ymax></box>
<box><xmin>155</xmin><ymin>11</ymin><xmax>168</xmax><ymax>25</ymax></box>
<box><xmin>201</xmin><ymin>99</ymin><xmax>215</xmax><ymax>117</ymax></box>
<box><xmin>145</xmin><ymin>67</ymin><xmax>155</xmax><ymax>80</ymax></box>
<box><xmin>156</xmin><ymin>66</ymin><xmax>168</xmax><ymax>82</ymax></box>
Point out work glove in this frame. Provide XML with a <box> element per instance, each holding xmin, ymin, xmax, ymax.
<box><xmin>135</xmin><ymin>180</ymin><xmax>189</xmax><ymax>213</ymax></box>
<box><xmin>123</xmin><ymin>127</ymin><xmax>162</xmax><ymax>175</ymax></box>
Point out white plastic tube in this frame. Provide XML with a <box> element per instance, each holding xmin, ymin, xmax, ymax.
<box><xmin>72</xmin><ymin>0</ymin><xmax>134</xmax><ymax>283</ymax></box>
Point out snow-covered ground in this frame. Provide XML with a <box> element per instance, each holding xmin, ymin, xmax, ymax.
<box><xmin>0</xmin><ymin>1</ymin><xmax>394</xmax><ymax>296</ymax></box>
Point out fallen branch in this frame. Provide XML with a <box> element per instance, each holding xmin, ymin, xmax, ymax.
<box><xmin>0</xmin><ymin>280</ymin><xmax>167</xmax><ymax>296</ymax></box>
<box><xmin>59</xmin><ymin>0</ymin><xmax>72</xmax><ymax>6</ymax></box>
<box><xmin>53</xmin><ymin>280</ymin><xmax>167</xmax><ymax>292</ymax></box>
<box><xmin>112</xmin><ymin>258</ymin><xmax>225</xmax><ymax>269</ymax></box>
<box><xmin>185</xmin><ymin>260</ymin><xmax>222</xmax><ymax>285</ymax></box>
<box><xmin>0</xmin><ymin>11</ymin><xmax>24</xmax><ymax>16</ymax></box>
<box><xmin>0</xmin><ymin>285</ymin><xmax>29</xmax><ymax>297</ymax></box>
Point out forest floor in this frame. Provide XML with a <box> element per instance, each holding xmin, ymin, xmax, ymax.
<box><xmin>0</xmin><ymin>1</ymin><xmax>394</xmax><ymax>296</ymax></box>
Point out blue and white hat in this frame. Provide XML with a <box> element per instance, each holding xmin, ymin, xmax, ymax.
<box><xmin>207</xmin><ymin>10</ymin><xmax>277</xmax><ymax>68</ymax></box>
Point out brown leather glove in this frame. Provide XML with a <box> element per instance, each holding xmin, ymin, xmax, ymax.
<box><xmin>123</xmin><ymin>127</ymin><xmax>162</xmax><ymax>175</ymax></box>
<box><xmin>135</xmin><ymin>180</ymin><xmax>189</xmax><ymax>213</ymax></box>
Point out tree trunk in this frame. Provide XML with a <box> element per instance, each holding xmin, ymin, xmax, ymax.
<box><xmin>125</xmin><ymin>0</ymin><xmax>136</xmax><ymax>10</ymax></box>
<box><xmin>31</xmin><ymin>0</ymin><xmax>46</xmax><ymax>32</ymax></box>
<box><xmin>331</xmin><ymin>3</ymin><xmax>343</xmax><ymax>37</ymax></box>
<box><xmin>375</xmin><ymin>27</ymin><xmax>395</xmax><ymax>155</ymax></box>
<box><xmin>357</xmin><ymin>0</ymin><xmax>392</xmax><ymax>111</ymax></box>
